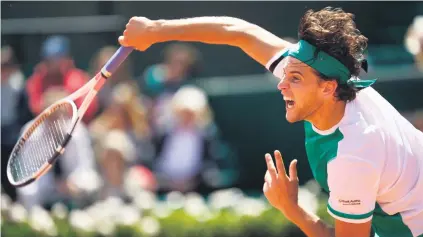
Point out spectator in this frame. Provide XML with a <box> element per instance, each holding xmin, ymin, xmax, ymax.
<box><xmin>142</xmin><ymin>43</ymin><xmax>201</xmax><ymax>97</ymax></box>
<box><xmin>26</xmin><ymin>35</ymin><xmax>98</xmax><ymax>124</ymax></box>
<box><xmin>152</xmin><ymin>85</ymin><xmax>238</xmax><ymax>194</ymax></box>
<box><xmin>141</xmin><ymin>43</ymin><xmax>202</xmax><ymax>135</ymax></box>
<box><xmin>16</xmin><ymin>87</ymin><xmax>99</xmax><ymax>210</ymax></box>
<box><xmin>1</xmin><ymin>45</ymin><xmax>33</xmax><ymax>201</ymax></box>
<box><xmin>97</xmin><ymin>129</ymin><xmax>137</xmax><ymax>200</ymax></box>
<box><xmin>89</xmin><ymin>82</ymin><xmax>154</xmax><ymax>166</ymax></box>
<box><xmin>405</xmin><ymin>15</ymin><xmax>423</xmax><ymax>71</ymax></box>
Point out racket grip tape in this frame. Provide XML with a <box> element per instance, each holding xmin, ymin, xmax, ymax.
<box><xmin>101</xmin><ymin>46</ymin><xmax>134</xmax><ymax>77</ymax></box>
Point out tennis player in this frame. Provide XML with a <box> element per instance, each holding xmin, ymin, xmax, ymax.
<box><xmin>119</xmin><ymin>7</ymin><xmax>423</xmax><ymax>237</ymax></box>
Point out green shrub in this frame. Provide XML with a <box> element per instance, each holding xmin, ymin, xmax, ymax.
<box><xmin>1</xmin><ymin>188</ymin><xmax>332</xmax><ymax>237</ymax></box>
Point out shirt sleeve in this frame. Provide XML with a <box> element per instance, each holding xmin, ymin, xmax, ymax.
<box><xmin>327</xmin><ymin>155</ymin><xmax>380</xmax><ymax>224</ymax></box>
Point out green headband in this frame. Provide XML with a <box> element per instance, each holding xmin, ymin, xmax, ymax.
<box><xmin>282</xmin><ymin>40</ymin><xmax>377</xmax><ymax>88</ymax></box>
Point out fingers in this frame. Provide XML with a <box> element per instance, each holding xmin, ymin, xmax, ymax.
<box><xmin>289</xmin><ymin>159</ymin><xmax>298</xmax><ymax>181</ymax></box>
<box><xmin>274</xmin><ymin>150</ymin><xmax>287</xmax><ymax>177</ymax></box>
<box><xmin>263</xmin><ymin>170</ymin><xmax>271</xmax><ymax>195</ymax></box>
<box><xmin>263</xmin><ymin>181</ymin><xmax>270</xmax><ymax>193</ymax></box>
<box><xmin>265</xmin><ymin>153</ymin><xmax>278</xmax><ymax>180</ymax></box>
<box><xmin>266</xmin><ymin>150</ymin><xmax>298</xmax><ymax>184</ymax></box>
<box><xmin>129</xmin><ymin>16</ymin><xmax>137</xmax><ymax>24</ymax></box>
<box><xmin>264</xmin><ymin>170</ymin><xmax>272</xmax><ymax>183</ymax></box>
<box><xmin>118</xmin><ymin>36</ymin><xmax>128</xmax><ymax>46</ymax></box>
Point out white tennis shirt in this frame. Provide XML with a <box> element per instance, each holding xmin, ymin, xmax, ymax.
<box><xmin>267</xmin><ymin>51</ymin><xmax>423</xmax><ymax>237</ymax></box>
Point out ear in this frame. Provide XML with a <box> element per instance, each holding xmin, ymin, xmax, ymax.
<box><xmin>321</xmin><ymin>80</ymin><xmax>338</xmax><ymax>96</ymax></box>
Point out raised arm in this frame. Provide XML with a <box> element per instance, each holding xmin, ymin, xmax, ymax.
<box><xmin>119</xmin><ymin>16</ymin><xmax>292</xmax><ymax>67</ymax></box>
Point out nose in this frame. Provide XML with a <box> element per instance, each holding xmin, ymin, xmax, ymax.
<box><xmin>277</xmin><ymin>76</ymin><xmax>289</xmax><ymax>91</ymax></box>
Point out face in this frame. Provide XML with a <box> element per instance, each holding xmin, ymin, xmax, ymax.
<box><xmin>102</xmin><ymin>149</ymin><xmax>125</xmax><ymax>187</ymax></box>
<box><xmin>45</xmin><ymin>57</ymin><xmax>65</xmax><ymax>73</ymax></box>
<box><xmin>166</xmin><ymin>51</ymin><xmax>192</xmax><ymax>81</ymax></box>
<box><xmin>177</xmin><ymin>108</ymin><xmax>197</xmax><ymax>127</ymax></box>
<box><xmin>1</xmin><ymin>65</ymin><xmax>12</xmax><ymax>82</ymax></box>
<box><xmin>276</xmin><ymin>57</ymin><xmax>333</xmax><ymax>123</ymax></box>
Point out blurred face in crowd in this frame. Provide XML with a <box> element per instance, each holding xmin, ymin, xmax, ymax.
<box><xmin>276</xmin><ymin>57</ymin><xmax>337</xmax><ymax>123</ymax></box>
<box><xmin>1</xmin><ymin>65</ymin><xmax>14</xmax><ymax>82</ymax></box>
<box><xmin>175</xmin><ymin>108</ymin><xmax>197</xmax><ymax>128</ymax></box>
<box><xmin>1</xmin><ymin>46</ymin><xmax>17</xmax><ymax>82</ymax></box>
<box><xmin>46</xmin><ymin>56</ymin><xmax>66</xmax><ymax>73</ymax></box>
<box><xmin>101</xmin><ymin>149</ymin><xmax>125</xmax><ymax>187</ymax></box>
<box><xmin>43</xmin><ymin>56</ymin><xmax>70</xmax><ymax>85</ymax></box>
<box><xmin>165</xmin><ymin>48</ymin><xmax>194</xmax><ymax>82</ymax></box>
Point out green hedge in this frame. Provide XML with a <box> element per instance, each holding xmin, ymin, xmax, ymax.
<box><xmin>1</xmin><ymin>187</ymin><xmax>333</xmax><ymax>237</ymax></box>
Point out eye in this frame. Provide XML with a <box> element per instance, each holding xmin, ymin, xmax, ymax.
<box><xmin>291</xmin><ymin>76</ymin><xmax>301</xmax><ymax>83</ymax></box>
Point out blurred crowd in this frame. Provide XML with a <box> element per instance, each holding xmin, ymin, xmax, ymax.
<box><xmin>1</xmin><ymin>35</ymin><xmax>239</xmax><ymax>211</ymax></box>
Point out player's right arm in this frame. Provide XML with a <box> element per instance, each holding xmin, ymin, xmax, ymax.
<box><xmin>119</xmin><ymin>16</ymin><xmax>293</xmax><ymax>67</ymax></box>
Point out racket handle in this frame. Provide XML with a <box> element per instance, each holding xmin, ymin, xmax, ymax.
<box><xmin>101</xmin><ymin>46</ymin><xmax>134</xmax><ymax>78</ymax></box>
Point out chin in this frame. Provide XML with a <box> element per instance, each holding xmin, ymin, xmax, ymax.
<box><xmin>285</xmin><ymin>113</ymin><xmax>301</xmax><ymax>123</ymax></box>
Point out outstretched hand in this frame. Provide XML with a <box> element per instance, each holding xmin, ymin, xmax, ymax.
<box><xmin>263</xmin><ymin>150</ymin><xmax>299</xmax><ymax>220</ymax></box>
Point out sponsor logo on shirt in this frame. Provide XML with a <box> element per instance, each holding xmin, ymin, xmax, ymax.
<box><xmin>338</xmin><ymin>199</ymin><xmax>361</xmax><ymax>206</ymax></box>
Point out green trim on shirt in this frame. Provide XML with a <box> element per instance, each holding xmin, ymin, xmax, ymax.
<box><xmin>328</xmin><ymin>203</ymin><xmax>373</xmax><ymax>220</ymax></box>
<box><xmin>304</xmin><ymin>121</ymin><xmax>344</xmax><ymax>192</ymax></box>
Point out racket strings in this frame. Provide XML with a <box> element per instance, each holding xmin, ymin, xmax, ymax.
<box><xmin>9</xmin><ymin>103</ymin><xmax>74</xmax><ymax>184</ymax></box>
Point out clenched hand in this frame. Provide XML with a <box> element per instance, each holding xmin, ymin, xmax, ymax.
<box><xmin>118</xmin><ymin>17</ymin><xmax>159</xmax><ymax>51</ymax></box>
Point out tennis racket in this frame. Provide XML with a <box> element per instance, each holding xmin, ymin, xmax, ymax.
<box><xmin>6</xmin><ymin>46</ymin><xmax>134</xmax><ymax>187</ymax></box>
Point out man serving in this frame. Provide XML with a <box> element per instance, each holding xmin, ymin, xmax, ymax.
<box><xmin>119</xmin><ymin>7</ymin><xmax>423</xmax><ymax>237</ymax></box>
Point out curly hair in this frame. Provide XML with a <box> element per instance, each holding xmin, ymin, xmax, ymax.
<box><xmin>298</xmin><ymin>7</ymin><xmax>368</xmax><ymax>101</ymax></box>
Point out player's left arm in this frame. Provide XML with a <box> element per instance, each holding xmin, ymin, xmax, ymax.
<box><xmin>293</xmin><ymin>155</ymin><xmax>377</xmax><ymax>237</ymax></box>
<box><xmin>287</xmin><ymin>204</ymin><xmax>372</xmax><ymax>237</ymax></box>
<box><xmin>265</xmin><ymin>152</ymin><xmax>377</xmax><ymax>237</ymax></box>
<box><xmin>326</xmin><ymin>155</ymin><xmax>379</xmax><ymax>237</ymax></box>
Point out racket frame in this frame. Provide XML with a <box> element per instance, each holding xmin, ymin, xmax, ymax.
<box><xmin>6</xmin><ymin>99</ymin><xmax>77</xmax><ymax>187</ymax></box>
<box><xmin>6</xmin><ymin>46</ymin><xmax>134</xmax><ymax>187</ymax></box>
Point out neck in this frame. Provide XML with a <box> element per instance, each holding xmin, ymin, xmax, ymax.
<box><xmin>308</xmin><ymin>100</ymin><xmax>346</xmax><ymax>131</ymax></box>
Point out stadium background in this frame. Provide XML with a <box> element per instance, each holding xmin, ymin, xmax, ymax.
<box><xmin>1</xmin><ymin>1</ymin><xmax>423</xmax><ymax>237</ymax></box>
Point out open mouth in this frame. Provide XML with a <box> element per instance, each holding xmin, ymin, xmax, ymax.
<box><xmin>284</xmin><ymin>98</ymin><xmax>295</xmax><ymax>110</ymax></box>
